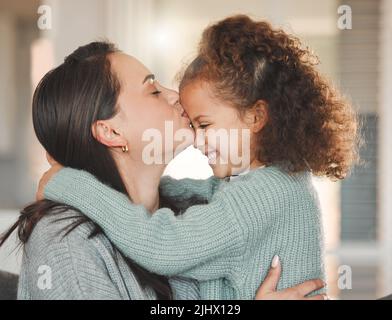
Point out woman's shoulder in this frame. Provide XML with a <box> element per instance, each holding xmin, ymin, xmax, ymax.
<box><xmin>19</xmin><ymin>207</ymin><xmax>127</xmax><ymax>299</ymax></box>
<box><xmin>27</xmin><ymin>207</ymin><xmax>98</xmax><ymax>247</ymax></box>
<box><xmin>23</xmin><ymin>206</ymin><xmax>118</xmax><ymax>268</ymax></box>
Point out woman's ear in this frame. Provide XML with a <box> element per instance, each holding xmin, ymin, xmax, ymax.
<box><xmin>91</xmin><ymin>120</ymin><xmax>128</xmax><ymax>149</ymax></box>
<box><xmin>245</xmin><ymin>100</ymin><xmax>268</xmax><ymax>133</ymax></box>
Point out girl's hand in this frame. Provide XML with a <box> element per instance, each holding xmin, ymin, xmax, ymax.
<box><xmin>255</xmin><ymin>256</ymin><xmax>327</xmax><ymax>300</ymax></box>
<box><xmin>36</xmin><ymin>153</ymin><xmax>63</xmax><ymax>201</ymax></box>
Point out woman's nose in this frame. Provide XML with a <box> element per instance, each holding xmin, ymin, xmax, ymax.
<box><xmin>165</xmin><ymin>90</ymin><xmax>186</xmax><ymax>115</ymax></box>
<box><xmin>166</xmin><ymin>89</ymin><xmax>180</xmax><ymax>107</ymax></box>
<box><xmin>156</xmin><ymin>83</ymin><xmax>180</xmax><ymax>108</ymax></box>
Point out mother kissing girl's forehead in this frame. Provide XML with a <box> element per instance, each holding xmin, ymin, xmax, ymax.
<box><xmin>1</xmin><ymin>15</ymin><xmax>334</xmax><ymax>300</ymax></box>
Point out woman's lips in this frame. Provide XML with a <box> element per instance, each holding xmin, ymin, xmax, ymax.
<box><xmin>181</xmin><ymin>109</ymin><xmax>190</xmax><ymax>118</ymax></box>
<box><xmin>182</xmin><ymin>116</ymin><xmax>191</xmax><ymax>128</ymax></box>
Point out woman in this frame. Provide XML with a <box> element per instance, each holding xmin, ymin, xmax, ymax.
<box><xmin>0</xmin><ymin>42</ymin><xmax>324</xmax><ymax>299</ymax></box>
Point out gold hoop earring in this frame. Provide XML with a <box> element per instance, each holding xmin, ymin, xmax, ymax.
<box><xmin>122</xmin><ymin>145</ymin><xmax>129</xmax><ymax>153</ymax></box>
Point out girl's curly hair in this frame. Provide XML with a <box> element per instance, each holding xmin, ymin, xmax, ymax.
<box><xmin>179</xmin><ymin>15</ymin><xmax>359</xmax><ymax>180</ymax></box>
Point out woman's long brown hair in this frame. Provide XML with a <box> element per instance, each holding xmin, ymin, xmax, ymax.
<box><xmin>0</xmin><ymin>41</ymin><xmax>174</xmax><ymax>299</ymax></box>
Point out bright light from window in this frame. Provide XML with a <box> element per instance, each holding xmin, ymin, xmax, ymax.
<box><xmin>154</xmin><ymin>27</ymin><xmax>173</xmax><ymax>51</ymax></box>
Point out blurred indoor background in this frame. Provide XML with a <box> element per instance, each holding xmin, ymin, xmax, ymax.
<box><xmin>0</xmin><ymin>0</ymin><xmax>391</xmax><ymax>300</ymax></box>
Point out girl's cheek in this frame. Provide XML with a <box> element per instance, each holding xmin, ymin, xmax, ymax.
<box><xmin>205</xmin><ymin>132</ymin><xmax>213</xmax><ymax>149</ymax></box>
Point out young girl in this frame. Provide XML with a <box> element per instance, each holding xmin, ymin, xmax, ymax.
<box><xmin>39</xmin><ymin>15</ymin><xmax>358</xmax><ymax>299</ymax></box>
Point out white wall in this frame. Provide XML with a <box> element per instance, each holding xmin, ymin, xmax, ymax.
<box><xmin>43</xmin><ymin>0</ymin><xmax>108</xmax><ymax>64</ymax></box>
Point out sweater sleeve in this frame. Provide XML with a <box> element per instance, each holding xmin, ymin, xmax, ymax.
<box><xmin>44</xmin><ymin>168</ymin><xmax>244</xmax><ymax>280</ymax></box>
<box><xmin>159</xmin><ymin>175</ymin><xmax>222</xmax><ymax>202</ymax></box>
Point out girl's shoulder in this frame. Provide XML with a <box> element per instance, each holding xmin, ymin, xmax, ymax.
<box><xmin>253</xmin><ymin>165</ymin><xmax>312</xmax><ymax>187</ymax></box>
<box><xmin>210</xmin><ymin>166</ymin><xmax>318</xmax><ymax>217</ymax></box>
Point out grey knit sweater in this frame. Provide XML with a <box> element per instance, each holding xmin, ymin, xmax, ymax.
<box><xmin>17</xmin><ymin>210</ymin><xmax>200</xmax><ymax>300</ymax></box>
<box><xmin>44</xmin><ymin>165</ymin><xmax>327</xmax><ymax>300</ymax></box>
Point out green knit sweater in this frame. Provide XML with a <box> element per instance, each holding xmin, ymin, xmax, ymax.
<box><xmin>44</xmin><ymin>165</ymin><xmax>326</xmax><ymax>299</ymax></box>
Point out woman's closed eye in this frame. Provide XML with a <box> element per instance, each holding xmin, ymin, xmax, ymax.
<box><xmin>198</xmin><ymin>123</ymin><xmax>210</xmax><ymax>129</ymax></box>
<box><xmin>149</xmin><ymin>80</ymin><xmax>161</xmax><ymax>96</ymax></box>
<box><xmin>151</xmin><ymin>89</ymin><xmax>162</xmax><ymax>96</ymax></box>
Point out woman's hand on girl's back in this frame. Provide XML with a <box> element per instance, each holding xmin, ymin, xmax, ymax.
<box><xmin>255</xmin><ymin>256</ymin><xmax>327</xmax><ymax>300</ymax></box>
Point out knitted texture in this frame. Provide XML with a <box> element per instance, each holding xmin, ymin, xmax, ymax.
<box><xmin>159</xmin><ymin>175</ymin><xmax>222</xmax><ymax>202</ymax></box>
<box><xmin>17</xmin><ymin>210</ymin><xmax>200</xmax><ymax>300</ymax></box>
<box><xmin>44</xmin><ymin>166</ymin><xmax>326</xmax><ymax>299</ymax></box>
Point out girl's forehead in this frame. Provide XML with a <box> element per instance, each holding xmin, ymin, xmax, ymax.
<box><xmin>181</xmin><ymin>81</ymin><xmax>222</xmax><ymax>108</ymax></box>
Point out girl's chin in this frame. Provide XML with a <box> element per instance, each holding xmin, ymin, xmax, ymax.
<box><xmin>211</xmin><ymin>165</ymin><xmax>231</xmax><ymax>179</ymax></box>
